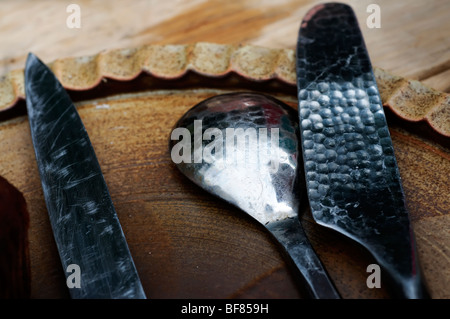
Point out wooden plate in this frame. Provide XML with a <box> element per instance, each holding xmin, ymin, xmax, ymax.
<box><xmin>0</xmin><ymin>43</ymin><xmax>448</xmax><ymax>299</ymax></box>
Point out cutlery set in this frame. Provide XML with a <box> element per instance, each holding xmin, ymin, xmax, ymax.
<box><xmin>24</xmin><ymin>3</ymin><xmax>428</xmax><ymax>298</ymax></box>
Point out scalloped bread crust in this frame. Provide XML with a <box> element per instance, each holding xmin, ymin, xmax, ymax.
<box><xmin>0</xmin><ymin>42</ymin><xmax>448</xmax><ymax>137</ymax></box>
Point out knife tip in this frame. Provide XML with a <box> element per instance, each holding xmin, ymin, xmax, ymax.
<box><xmin>25</xmin><ymin>52</ymin><xmax>45</xmax><ymax>74</ymax></box>
<box><xmin>304</xmin><ymin>2</ymin><xmax>353</xmax><ymax>18</ymax></box>
<box><xmin>26</xmin><ymin>52</ymin><xmax>37</xmax><ymax>63</ymax></box>
<box><xmin>24</xmin><ymin>53</ymin><xmax>52</xmax><ymax>97</ymax></box>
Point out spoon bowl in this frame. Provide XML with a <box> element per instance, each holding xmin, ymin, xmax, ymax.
<box><xmin>169</xmin><ymin>92</ymin><xmax>340</xmax><ymax>298</ymax></box>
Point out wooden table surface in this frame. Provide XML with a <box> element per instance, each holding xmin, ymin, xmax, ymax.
<box><xmin>1</xmin><ymin>0</ymin><xmax>449</xmax><ymax>92</ymax></box>
<box><xmin>0</xmin><ymin>0</ymin><xmax>448</xmax><ymax>299</ymax></box>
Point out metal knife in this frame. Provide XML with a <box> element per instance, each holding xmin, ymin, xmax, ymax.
<box><xmin>25</xmin><ymin>53</ymin><xmax>146</xmax><ymax>299</ymax></box>
<box><xmin>296</xmin><ymin>3</ymin><xmax>429</xmax><ymax>298</ymax></box>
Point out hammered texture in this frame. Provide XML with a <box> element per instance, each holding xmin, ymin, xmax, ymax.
<box><xmin>296</xmin><ymin>4</ymin><xmax>427</xmax><ymax>298</ymax></box>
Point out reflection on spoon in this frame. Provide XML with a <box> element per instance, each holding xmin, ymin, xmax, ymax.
<box><xmin>170</xmin><ymin>92</ymin><xmax>340</xmax><ymax>299</ymax></box>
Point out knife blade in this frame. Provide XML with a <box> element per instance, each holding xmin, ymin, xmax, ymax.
<box><xmin>25</xmin><ymin>53</ymin><xmax>146</xmax><ymax>299</ymax></box>
<box><xmin>296</xmin><ymin>3</ymin><xmax>429</xmax><ymax>298</ymax></box>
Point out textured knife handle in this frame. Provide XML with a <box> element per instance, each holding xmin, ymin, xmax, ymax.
<box><xmin>267</xmin><ymin>217</ymin><xmax>340</xmax><ymax>299</ymax></box>
<box><xmin>296</xmin><ymin>3</ymin><xmax>429</xmax><ymax>298</ymax></box>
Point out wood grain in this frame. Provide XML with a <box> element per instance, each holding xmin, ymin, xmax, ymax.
<box><xmin>0</xmin><ymin>87</ymin><xmax>448</xmax><ymax>299</ymax></box>
<box><xmin>0</xmin><ymin>0</ymin><xmax>449</xmax><ymax>92</ymax></box>
<box><xmin>0</xmin><ymin>0</ymin><xmax>448</xmax><ymax>299</ymax></box>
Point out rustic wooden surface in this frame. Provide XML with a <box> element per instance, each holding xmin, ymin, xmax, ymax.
<box><xmin>1</xmin><ymin>0</ymin><xmax>449</xmax><ymax>92</ymax></box>
<box><xmin>0</xmin><ymin>0</ymin><xmax>448</xmax><ymax>299</ymax></box>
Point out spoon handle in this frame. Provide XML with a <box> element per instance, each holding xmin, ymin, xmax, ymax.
<box><xmin>266</xmin><ymin>216</ymin><xmax>340</xmax><ymax>299</ymax></box>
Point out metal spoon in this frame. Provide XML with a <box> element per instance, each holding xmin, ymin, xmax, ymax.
<box><xmin>169</xmin><ymin>92</ymin><xmax>340</xmax><ymax>299</ymax></box>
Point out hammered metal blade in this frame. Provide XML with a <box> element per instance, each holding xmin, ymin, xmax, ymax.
<box><xmin>296</xmin><ymin>3</ymin><xmax>428</xmax><ymax>298</ymax></box>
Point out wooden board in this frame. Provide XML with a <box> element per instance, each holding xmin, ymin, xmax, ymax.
<box><xmin>0</xmin><ymin>0</ymin><xmax>448</xmax><ymax>299</ymax></box>
<box><xmin>1</xmin><ymin>90</ymin><xmax>449</xmax><ymax>299</ymax></box>
<box><xmin>1</xmin><ymin>0</ymin><xmax>449</xmax><ymax>92</ymax></box>
<box><xmin>0</xmin><ymin>43</ymin><xmax>449</xmax><ymax>298</ymax></box>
